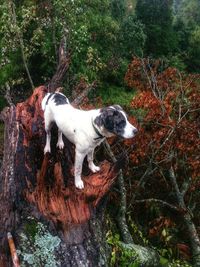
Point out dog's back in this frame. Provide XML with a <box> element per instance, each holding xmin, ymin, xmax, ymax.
<box><xmin>42</xmin><ymin>92</ymin><xmax>69</xmax><ymax>111</ymax></box>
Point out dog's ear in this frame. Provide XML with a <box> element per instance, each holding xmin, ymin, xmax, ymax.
<box><xmin>94</xmin><ymin>113</ymin><xmax>104</xmax><ymax>127</ymax></box>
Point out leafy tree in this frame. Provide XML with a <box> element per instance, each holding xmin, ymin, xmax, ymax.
<box><xmin>0</xmin><ymin>0</ymin><xmax>130</xmax><ymax>97</ymax></box>
<box><xmin>110</xmin><ymin>0</ymin><xmax>126</xmax><ymax>21</ymax></box>
<box><xmin>173</xmin><ymin>0</ymin><xmax>200</xmax><ymax>72</ymax></box>
<box><xmin>176</xmin><ymin>0</ymin><xmax>200</xmax><ymax>28</ymax></box>
<box><xmin>119</xmin><ymin>15</ymin><xmax>146</xmax><ymax>58</ymax></box>
<box><xmin>135</xmin><ymin>0</ymin><xmax>177</xmax><ymax>57</ymax></box>
<box><xmin>187</xmin><ymin>26</ymin><xmax>200</xmax><ymax>71</ymax></box>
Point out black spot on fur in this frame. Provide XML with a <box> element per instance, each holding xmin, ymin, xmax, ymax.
<box><xmin>46</xmin><ymin>93</ymin><xmax>54</xmax><ymax>105</ymax></box>
<box><xmin>96</xmin><ymin>107</ymin><xmax>127</xmax><ymax>137</ymax></box>
<box><xmin>53</xmin><ymin>93</ymin><xmax>69</xmax><ymax>105</ymax></box>
<box><xmin>94</xmin><ymin>114</ymin><xmax>103</xmax><ymax>128</ymax></box>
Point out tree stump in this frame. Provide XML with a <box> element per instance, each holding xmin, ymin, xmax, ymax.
<box><xmin>0</xmin><ymin>86</ymin><xmax>121</xmax><ymax>266</ymax></box>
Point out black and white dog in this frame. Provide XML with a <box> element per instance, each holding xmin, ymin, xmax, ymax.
<box><xmin>42</xmin><ymin>92</ymin><xmax>137</xmax><ymax>189</ymax></box>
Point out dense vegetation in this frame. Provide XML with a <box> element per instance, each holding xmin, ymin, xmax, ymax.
<box><xmin>0</xmin><ymin>0</ymin><xmax>200</xmax><ymax>266</ymax></box>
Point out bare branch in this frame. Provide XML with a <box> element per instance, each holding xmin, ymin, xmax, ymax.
<box><xmin>134</xmin><ymin>198</ymin><xmax>181</xmax><ymax>212</ymax></box>
<box><xmin>128</xmin><ymin>165</ymin><xmax>157</xmax><ymax>208</ymax></box>
<box><xmin>48</xmin><ymin>36</ymin><xmax>71</xmax><ymax>92</ymax></box>
<box><xmin>180</xmin><ymin>177</ymin><xmax>192</xmax><ymax>197</ymax></box>
<box><xmin>104</xmin><ymin>140</ymin><xmax>133</xmax><ymax>244</ymax></box>
<box><xmin>168</xmin><ymin>166</ymin><xmax>186</xmax><ymax>209</ymax></box>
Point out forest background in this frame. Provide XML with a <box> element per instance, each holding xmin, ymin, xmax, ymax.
<box><xmin>0</xmin><ymin>0</ymin><xmax>200</xmax><ymax>266</ymax></box>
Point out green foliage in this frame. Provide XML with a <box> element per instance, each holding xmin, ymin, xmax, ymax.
<box><xmin>111</xmin><ymin>0</ymin><xmax>126</xmax><ymax>21</ymax></box>
<box><xmin>0</xmin><ymin>96</ymin><xmax>7</xmax><ymax>111</ymax></box>
<box><xmin>119</xmin><ymin>14</ymin><xmax>146</xmax><ymax>58</ymax></box>
<box><xmin>176</xmin><ymin>0</ymin><xmax>200</xmax><ymax>28</ymax></box>
<box><xmin>17</xmin><ymin>220</ymin><xmax>61</xmax><ymax>267</ymax></box>
<box><xmin>187</xmin><ymin>26</ymin><xmax>200</xmax><ymax>71</ymax></box>
<box><xmin>173</xmin><ymin>0</ymin><xmax>200</xmax><ymax>72</ymax></box>
<box><xmin>0</xmin><ymin>0</ymin><xmax>147</xmax><ymax>96</ymax></box>
<box><xmin>166</xmin><ymin>54</ymin><xmax>186</xmax><ymax>71</ymax></box>
<box><xmin>128</xmin><ymin>217</ymin><xmax>149</xmax><ymax>246</ymax></box>
<box><xmin>160</xmin><ymin>258</ymin><xmax>192</xmax><ymax>267</ymax></box>
<box><xmin>99</xmin><ymin>85</ymin><xmax>134</xmax><ymax>107</ymax></box>
<box><xmin>107</xmin><ymin>231</ymin><xmax>140</xmax><ymax>267</ymax></box>
<box><xmin>135</xmin><ymin>0</ymin><xmax>177</xmax><ymax>57</ymax></box>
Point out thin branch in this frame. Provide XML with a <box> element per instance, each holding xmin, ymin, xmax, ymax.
<box><xmin>168</xmin><ymin>166</ymin><xmax>185</xmax><ymax>209</ymax></box>
<box><xmin>141</xmin><ymin>58</ymin><xmax>154</xmax><ymax>95</ymax></box>
<box><xmin>48</xmin><ymin>36</ymin><xmax>71</xmax><ymax>92</ymax></box>
<box><xmin>128</xmin><ymin>165</ymin><xmax>157</xmax><ymax>209</ymax></box>
<box><xmin>180</xmin><ymin>177</ymin><xmax>192</xmax><ymax>197</ymax></box>
<box><xmin>104</xmin><ymin>140</ymin><xmax>133</xmax><ymax>244</ymax></box>
<box><xmin>134</xmin><ymin>198</ymin><xmax>181</xmax><ymax>212</ymax></box>
<box><xmin>9</xmin><ymin>0</ymin><xmax>34</xmax><ymax>90</ymax></box>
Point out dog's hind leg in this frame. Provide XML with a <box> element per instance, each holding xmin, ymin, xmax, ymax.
<box><xmin>56</xmin><ymin>129</ymin><xmax>64</xmax><ymax>150</ymax></box>
<box><xmin>44</xmin><ymin>115</ymin><xmax>53</xmax><ymax>154</ymax></box>
<box><xmin>44</xmin><ymin>129</ymin><xmax>51</xmax><ymax>154</ymax></box>
<box><xmin>74</xmin><ymin>150</ymin><xmax>86</xmax><ymax>189</ymax></box>
<box><xmin>87</xmin><ymin>149</ymin><xmax>100</xmax><ymax>173</ymax></box>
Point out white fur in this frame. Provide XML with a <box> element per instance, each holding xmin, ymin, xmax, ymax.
<box><xmin>42</xmin><ymin>93</ymin><xmax>137</xmax><ymax>189</ymax></box>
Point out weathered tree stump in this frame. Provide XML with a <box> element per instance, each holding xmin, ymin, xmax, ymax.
<box><xmin>0</xmin><ymin>86</ymin><xmax>121</xmax><ymax>266</ymax></box>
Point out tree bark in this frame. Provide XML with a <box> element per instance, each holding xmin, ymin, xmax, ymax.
<box><xmin>169</xmin><ymin>167</ymin><xmax>200</xmax><ymax>267</ymax></box>
<box><xmin>0</xmin><ymin>85</ymin><xmax>121</xmax><ymax>266</ymax></box>
<box><xmin>47</xmin><ymin>36</ymin><xmax>71</xmax><ymax>92</ymax></box>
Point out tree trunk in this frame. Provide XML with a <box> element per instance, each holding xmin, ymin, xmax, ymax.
<box><xmin>0</xmin><ymin>85</ymin><xmax>121</xmax><ymax>266</ymax></box>
<box><xmin>169</xmin><ymin>167</ymin><xmax>200</xmax><ymax>267</ymax></box>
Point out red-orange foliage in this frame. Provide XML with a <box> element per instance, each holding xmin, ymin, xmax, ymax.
<box><xmin>123</xmin><ymin>57</ymin><xmax>200</xmax><ymax>261</ymax></box>
<box><xmin>125</xmin><ymin>57</ymin><xmax>200</xmax><ymax>180</ymax></box>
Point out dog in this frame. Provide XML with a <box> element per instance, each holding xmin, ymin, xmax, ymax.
<box><xmin>42</xmin><ymin>92</ymin><xmax>138</xmax><ymax>189</ymax></box>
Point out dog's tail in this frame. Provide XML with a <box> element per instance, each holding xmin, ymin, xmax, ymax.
<box><xmin>41</xmin><ymin>93</ymin><xmax>52</xmax><ymax>111</ymax></box>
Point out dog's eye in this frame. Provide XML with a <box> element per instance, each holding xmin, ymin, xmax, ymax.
<box><xmin>117</xmin><ymin>120</ymin><xmax>126</xmax><ymax>128</ymax></box>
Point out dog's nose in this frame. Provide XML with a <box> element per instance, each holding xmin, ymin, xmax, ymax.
<box><xmin>133</xmin><ymin>128</ymin><xmax>138</xmax><ymax>135</ymax></box>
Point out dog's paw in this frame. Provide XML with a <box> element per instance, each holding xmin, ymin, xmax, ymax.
<box><xmin>44</xmin><ymin>145</ymin><xmax>51</xmax><ymax>154</ymax></box>
<box><xmin>56</xmin><ymin>140</ymin><xmax>64</xmax><ymax>150</ymax></box>
<box><xmin>75</xmin><ymin>179</ymin><xmax>84</xmax><ymax>189</ymax></box>
<box><xmin>89</xmin><ymin>163</ymin><xmax>100</xmax><ymax>173</ymax></box>
<box><xmin>91</xmin><ymin>165</ymin><xmax>100</xmax><ymax>173</ymax></box>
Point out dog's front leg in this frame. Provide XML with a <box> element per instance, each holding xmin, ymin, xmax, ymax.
<box><xmin>87</xmin><ymin>149</ymin><xmax>100</xmax><ymax>173</ymax></box>
<box><xmin>74</xmin><ymin>150</ymin><xmax>86</xmax><ymax>189</ymax></box>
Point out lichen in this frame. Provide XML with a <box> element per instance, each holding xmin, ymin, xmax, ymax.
<box><xmin>17</xmin><ymin>220</ymin><xmax>61</xmax><ymax>267</ymax></box>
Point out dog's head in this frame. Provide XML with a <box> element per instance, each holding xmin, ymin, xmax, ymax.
<box><xmin>94</xmin><ymin>105</ymin><xmax>137</xmax><ymax>138</ymax></box>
